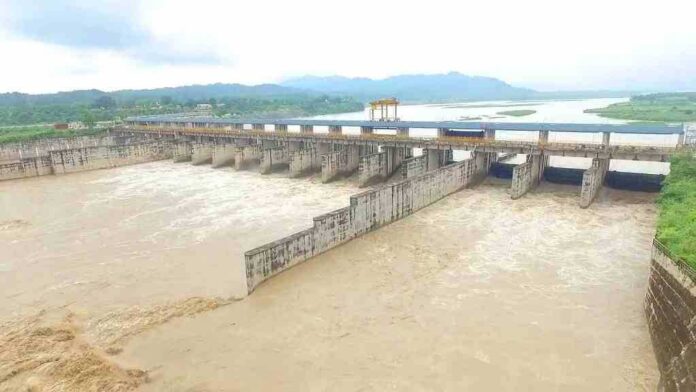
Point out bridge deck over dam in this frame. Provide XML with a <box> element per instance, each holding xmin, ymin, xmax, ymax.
<box><xmin>123</xmin><ymin>118</ymin><xmax>686</xmax><ymax>162</ymax></box>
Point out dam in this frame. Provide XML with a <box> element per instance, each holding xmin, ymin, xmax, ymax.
<box><xmin>1</xmin><ymin>116</ymin><xmax>694</xmax><ymax>391</ymax></box>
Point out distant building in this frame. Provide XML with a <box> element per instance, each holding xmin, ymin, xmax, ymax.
<box><xmin>194</xmin><ymin>103</ymin><xmax>213</xmax><ymax>116</ymax></box>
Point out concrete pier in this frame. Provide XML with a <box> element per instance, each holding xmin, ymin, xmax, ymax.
<box><xmin>360</xmin><ymin>126</ymin><xmax>374</xmax><ymax>135</ymax></box>
<box><xmin>357</xmin><ymin>146</ymin><xmax>410</xmax><ymax>187</ymax></box>
<box><xmin>289</xmin><ymin>148</ymin><xmax>321</xmax><ymax>177</ymax></box>
<box><xmin>328</xmin><ymin>125</ymin><xmax>342</xmax><ymax>135</ymax></box>
<box><xmin>191</xmin><ymin>143</ymin><xmax>213</xmax><ymax>165</ymax></box>
<box><xmin>300</xmin><ymin>125</ymin><xmax>314</xmax><ymax>134</ymax></box>
<box><xmin>260</xmin><ymin>146</ymin><xmax>289</xmax><ymax>174</ymax></box>
<box><xmin>579</xmin><ymin>158</ymin><xmax>609</xmax><ymax>208</ymax></box>
<box><xmin>510</xmin><ymin>154</ymin><xmax>548</xmax><ymax>199</ymax></box>
<box><xmin>321</xmin><ymin>145</ymin><xmax>359</xmax><ymax>183</ymax></box>
<box><xmin>426</xmin><ymin>149</ymin><xmax>453</xmax><ymax>171</ymax></box>
<box><xmin>234</xmin><ymin>145</ymin><xmax>262</xmax><ymax>170</ymax></box>
<box><xmin>173</xmin><ymin>141</ymin><xmax>192</xmax><ymax>163</ymax></box>
<box><xmin>211</xmin><ymin>144</ymin><xmax>237</xmax><ymax>168</ymax></box>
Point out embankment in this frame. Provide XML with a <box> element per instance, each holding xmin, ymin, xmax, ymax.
<box><xmin>244</xmin><ymin>153</ymin><xmax>491</xmax><ymax>293</ymax></box>
<box><xmin>645</xmin><ymin>240</ymin><xmax>696</xmax><ymax>391</ymax></box>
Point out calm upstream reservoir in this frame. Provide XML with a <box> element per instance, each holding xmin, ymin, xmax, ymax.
<box><xmin>0</xmin><ymin>99</ymin><xmax>663</xmax><ymax>391</ymax></box>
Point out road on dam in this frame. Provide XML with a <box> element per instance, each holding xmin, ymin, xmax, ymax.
<box><xmin>0</xmin><ymin>160</ymin><xmax>658</xmax><ymax>391</ymax></box>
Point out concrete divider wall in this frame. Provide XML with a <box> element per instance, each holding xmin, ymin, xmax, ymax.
<box><xmin>50</xmin><ymin>142</ymin><xmax>172</xmax><ymax>175</ymax></box>
<box><xmin>579</xmin><ymin>157</ymin><xmax>609</xmax><ymax>208</ymax></box>
<box><xmin>321</xmin><ymin>146</ymin><xmax>360</xmax><ymax>183</ymax></box>
<box><xmin>510</xmin><ymin>154</ymin><xmax>547</xmax><ymax>199</ymax></box>
<box><xmin>358</xmin><ymin>152</ymin><xmax>389</xmax><ymax>187</ymax></box>
<box><xmin>289</xmin><ymin>148</ymin><xmax>321</xmax><ymax>177</ymax></box>
<box><xmin>245</xmin><ymin>155</ymin><xmax>486</xmax><ymax>292</ymax></box>
<box><xmin>212</xmin><ymin>144</ymin><xmax>237</xmax><ymax>168</ymax></box>
<box><xmin>645</xmin><ymin>240</ymin><xmax>696</xmax><ymax>391</ymax></box>
<box><xmin>401</xmin><ymin>155</ymin><xmax>427</xmax><ymax>179</ymax></box>
<box><xmin>173</xmin><ymin>141</ymin><xmax>192</xmax><ymax>162</ymax></box>
<box><xmin>234</xmin><ymin>145</ymin><xmax>262</xmax><ymax>170</ymax></box>
<box><xmin>260</xmin><ymin>146</ymin><xmax>289</xmax><ymax>174</ymax></box>
<box><xmin>191</xmin><ymin>143</ymin><xmax>213</xmax><ymax>165</ymax></box>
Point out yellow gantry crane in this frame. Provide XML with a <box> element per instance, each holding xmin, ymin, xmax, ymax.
<box><xmin>369</xmin><ymin>98</ymin><xmax>400</xmax><ymax>121</ymax></box>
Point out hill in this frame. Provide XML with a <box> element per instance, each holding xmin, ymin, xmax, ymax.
<box><xmin>0</xmin><ymin>83</ymin><xmax>311</xmax><ymax>107</ymax></box>
<box><xmin>281</xmin><ymin>72</ymin><xmax>535</xmax><ymax>102</ymax></box>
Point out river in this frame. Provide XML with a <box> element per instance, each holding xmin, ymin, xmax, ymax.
<box><xmin>0</xmin><ymin>98</ymin><xmax>660</xmax><ymax>391</ymax></box>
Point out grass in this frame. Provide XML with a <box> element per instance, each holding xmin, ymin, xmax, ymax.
<box><xmin>497</xmin><ymin>109</ymin><xmax>536</xmax><ymax>117</ymax></box>
<box><xmin>656</xmin><ymin>152</ymin><xmax>696</xmax><ymax>269</ymax></box>
<box><xmin>585</xmin><ymin>92</ymin><xmax>696</xmax><ymax>122</ymax></box>
<box><xmin>0</xmin><ymin>126</ymin><xmax>107</xmax><ymax>144</ymax></box>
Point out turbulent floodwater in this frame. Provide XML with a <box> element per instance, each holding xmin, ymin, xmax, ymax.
<box><xmin>0</xmin><ymin>160</ymin><xmax>659</xmax><ymax>391</ymax></box>
<box><xmin>0</xmin><ymin>97</ymin><xmax>667</xmax><ymax>391</ymax></box>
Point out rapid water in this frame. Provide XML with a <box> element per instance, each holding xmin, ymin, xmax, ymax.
<box><xmin>0</xmin><ymin>98</ymin><xmax>661</xmax><ymax>391</ymax></box>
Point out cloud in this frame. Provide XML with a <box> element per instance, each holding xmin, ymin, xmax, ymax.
<box><xmin>1</xmin><ymin>0</ymin><xmax>226</xmax><ymax>66</ymax></box>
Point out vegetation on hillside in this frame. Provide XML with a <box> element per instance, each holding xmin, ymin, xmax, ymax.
<box><xmin>0</xmin><ymin>126</ymin><xmax>106</xmax><ymax>144</ymax></box>
<box><xmin>585</xmin><ymin>93</ymin><xmax>696</xmax><ymax>122</ymax></box>
<box><xmin>497</xmin><ymin>109</ymin><xmax>536</xmax><ymax>117</ymax></box>
<box><xmin>656</xmin><ymin>152</ymin><xmax>696</xmax><ymax>269</ymax></box>
<box><xmin>0</xmin><ymin>90</ymin><xmax>363</xmax><ymax>127</ymax></box>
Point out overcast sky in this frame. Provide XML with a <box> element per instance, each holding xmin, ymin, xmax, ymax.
<box><xmin>1</xmin><ymin>0</ymin><xmax>695</xmax><ymax>94</ymax></box>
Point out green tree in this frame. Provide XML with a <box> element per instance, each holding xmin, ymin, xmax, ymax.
<box><xmin>81</xmin><ymin>110</ymin><xmax>96</xmax><ymax>129</ymax></box>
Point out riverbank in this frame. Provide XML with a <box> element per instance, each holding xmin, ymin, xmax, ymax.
<box><xmin>585</xmin><ymin>93</ymin><xmax>696</xmax><ymax>122</ymax></box>
<box><xmin>656</xmin><ymin>153</ymin><xmax>696</xmax><ymax>269</ymax></box>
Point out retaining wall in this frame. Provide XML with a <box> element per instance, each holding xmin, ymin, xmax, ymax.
<box><xmin>0</xmin><ymin>156</ymin><xmax>54</xmax><ymax>181</ymax></box>
<box><xmin>245</xmin><ymin>155</ymin><xmax>488</xmax><ymax>293</ymax></box>
<box><xmin>50</xmin><ymin>142</ymin><xmax>172</xmax><ymax>175</ymax></box>
<box><xmin>645</xmin><ymin>240</ymin><xmax>696</xmax><ymax>391</ymax></box>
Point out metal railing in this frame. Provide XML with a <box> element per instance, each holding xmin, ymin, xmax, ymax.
<box><xmin>652</xmin><ymin>238</ymin><xmax>696</xmax><ymax>283</ymax></box>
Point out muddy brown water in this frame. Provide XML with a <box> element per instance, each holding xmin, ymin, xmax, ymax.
<box><xmin>0</xmin><ymin>161</ymin><xmax>658</xmax><ymax>391</ymax></box>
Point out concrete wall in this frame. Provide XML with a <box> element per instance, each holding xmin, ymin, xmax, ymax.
<box><xmin>0</xmin><ymin>134</ymin><xmax>120</xmax><ymax>163</ymax></box>
<box><xmin>191</xmin><ymin>143</ymin><xmax>213</xmax><ymax>165</ymax></box>
<box><xmin>234</xmin><ymin>145</ymin><xmax>262</xmax><ymax>170</ymax></box>
<box><xmin>173</xmin><ymin>141</ymin><xmax>192</xmax><ymax>163</ymax></box>
<box><xmin>401</xmin><ymin>155</ymin><xmax>428</xmax><ymax>179</ymax></box>
<box><xmin>260</xmin><ymin>146</ymin><xmax>289</xmax><ymax>174</ymax></box>
<box><xmin>245</xmin><ymin>154</ymin><xmax>489</xmax><ymax>293</ymax></box>
<box><xmin>645</xmin><ymin>240</ymin><xmax>696</xmax><ymax>391</ymax></box>
<box><xmin>321</xmin><ymin>145</ymin><xmax>360</xmax><ymax>183</ymax></box>
<box><xmin>358</xmin><ymin>152</ymin><xmax>389</xmax><ymax>187</ymax></box>
<box><xmin>50</xmin><ymin>142</ymin><xmax>172</xmax><ymax>175</ymax></box>
<box><xmin>579</xmin><ymin>157</ymin><xmax>609</xmax><ymax>208</ymax></box>
<box><xmin>510</xmin><ymin>154</ymin><xmax>548</xmax><ymax>199</ymax></box>
<box><xmin>289</xmin><ymin>148</ymin><xmax>321</xmax><ymax>177</ymax></box>
<box><xmin>211</xmin><ymin>144</ymin><xmax>237</xmax><ymax>168</ymax></box>
<box><xmin>0</xmin><ymin>156</ymin><xmax>54</xmax><ymax>181</ymax></box>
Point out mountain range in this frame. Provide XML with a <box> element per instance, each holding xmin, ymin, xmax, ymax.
<box><xmin>0</xmin><ymin>72</ymin><xmax>635</xmax><ymax>107</ymax></box>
